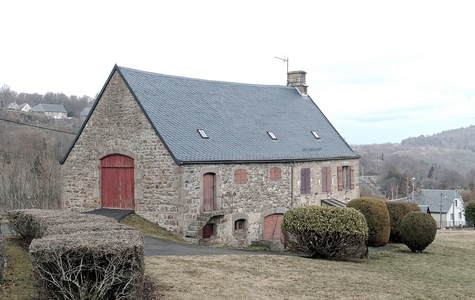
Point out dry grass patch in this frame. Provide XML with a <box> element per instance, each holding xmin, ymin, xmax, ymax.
<box><xmin>145</xmin><ymin>230</ymin><xmax>475</xmax><ymax>300</ymax></box>
<box><xmin>121</xmin><ymin>214</ymin><xmax>184</xmax><ymax>242</ymax></box>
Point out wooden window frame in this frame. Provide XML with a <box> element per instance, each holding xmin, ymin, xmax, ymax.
<box><xmin>337</xmin><ymin>165</ymin><xmax>355</xmax><ymax>191</ymax></box>
<box><xmin>234</xmin><ymin>219</ymin><xmax>246</xmax><ymax>233</ymax></box>
<box><xmin>234</xmin><ymin>169</ymin><xmax>248</xmax><ymax>184</ymax></box>
<box><xmin>270</xmin><ymin>167</ymin><xmax>282</xmax><ymax>181</ymax></box>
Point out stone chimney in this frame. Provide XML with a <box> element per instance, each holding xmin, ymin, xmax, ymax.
<box><xmin>287</xmin><ymin>70</ymin><xmax>308</xmax><ymax>95</ymax></box>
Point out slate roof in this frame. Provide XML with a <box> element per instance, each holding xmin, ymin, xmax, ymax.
<box><xmin>61</xmin><ymin>65</ymin><xmax>358</xmax><ymax>165</ymax></box>
<box><xmin>31</xmin><ymin>104</ymin><xmax>67</xmax><ymax>113</ymax></box>
<box><xmin>411</xmin><ymin>189</ymin><xmax>462</xmax><ymax>214</ymax></box>
<box><xmin>80</xmin><ymin>107</ymin><xmax>92</xmax><ymax>117</ymax></box>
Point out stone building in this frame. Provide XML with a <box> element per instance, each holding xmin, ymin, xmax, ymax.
<box><xmin>31</xmin><ymin>103</ymin><xmax>67</xmax><ymax>119</ymax></box>
<box><xmin>60</xmin><ymin>65</ymin><xmax>360</xmax><ymax>247</ymax></box>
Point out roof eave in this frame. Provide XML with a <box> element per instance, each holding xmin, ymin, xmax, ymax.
<box><xmin>59</xmin><ymin>65</ymin><xmax>120</xmax><ymax>165</ymax></box>
<box><xmin>178</xmin><ymin>155</ymin><xmax>359</xmax><ymax>165</ymax></box>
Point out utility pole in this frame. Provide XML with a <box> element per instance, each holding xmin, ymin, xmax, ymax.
<box><xmin>440</xmin><ymin>193</ymin><xmax>443</xmax><ymax>228</ymax></box>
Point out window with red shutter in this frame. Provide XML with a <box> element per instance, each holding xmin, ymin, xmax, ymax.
<box><xmin>300</xmin><ymin>168</ymin><xmax>311</xmax><ymax>194</ymax></box>
<box><xmin>234</xmin><ymin>169</ymin><xmax>248</xmax><ymax>184</ymax></box>
<box><xmin>270</xmin><ymin>167</ymin><xmax>282</xmax><ymax>181</ymax></box>
<box><xmin>338</xmin><ymin>166</ymin><xmax>354</xmax><ymax>190</ymax></box>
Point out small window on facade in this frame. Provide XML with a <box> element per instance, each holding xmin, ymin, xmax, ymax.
<box><xmin>270</xmin><ymin>167</ymin><xmax>282</xmax><ymax>181</ymax></box>
<box><xmin>337</xmin><ymin>166</ymin><xmax>355</xmax><ymax>191</ymax></box>
<box><xmin>197</xmin><ymin>129</ymin><xmax>209</xmax><ymax>139</ymax></box>
<box><xmin>267</xmin><ymin>131</ymin><xmax>277</xmax><ymax>140</ymax></box>
<box><xmin>234</xmin><ymin>219</ymin><xmax>246</xmax><ymax>232</ymax></box>
<box><xmin>234</xmin><ymin>169</ymin><xmax>248</xmax><ymax>184</ymax></box>
<box><xmin>455</xmin><ymin>199</ymin><xmax>458</xmax><ymax>207</ymax></box>
<box><xmin>311</xmin><ymin>131</ymin><xmax>320</xmax><ymax>139</ymax></box>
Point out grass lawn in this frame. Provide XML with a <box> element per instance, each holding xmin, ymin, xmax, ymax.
<box><xmin>146</xmin><ymin>230</ymin><xmax>475</xmax><ymax>300</ymax></box>
<box><xmin>2</xmin><ymin>220</ymin><xmax>474</xmax><ymax>299</ymax></box>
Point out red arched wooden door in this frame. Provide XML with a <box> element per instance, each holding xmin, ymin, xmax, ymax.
<box><xmin>263</xmin><ymin>214</ymin><xmax>283</xmax><ymax>241</ymax></box>
<box><xmin>101</xmin><ymin>155</ymin><xmax>135</xmax><ymax>210</ymax></box>
<box><xmin>203</xmin><ymin>173</ymin><xmax>215</xmax><ymax>211</ymax></box>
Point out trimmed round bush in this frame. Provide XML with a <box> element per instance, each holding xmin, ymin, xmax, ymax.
<box><xmin>400</xmin><ymin>211</ymin><xmax>437</xmax><ymax>252</ymax></box>
<box><xmin>281</xmin><ymin>206</ymin><xmax>368</xmax><ymax>260</ymax></box>
<box><xmin>385</xmin><ymin>202</ymin><xmax>421</xmax><ymax>243</ymax></box>
<box><xmin>346</xmin><ymin>197</ymin><xmax>390</xmax><ymax>247</ymax></box>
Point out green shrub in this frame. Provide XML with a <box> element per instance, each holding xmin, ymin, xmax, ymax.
<box><xmin>281</xmin><ymin>206</ymin><xmax>368</xmax><ymax>260</ymax></box>
<box><xmin>346</xmin><ymin>197</ymin><xmax>390</xmax><ymax>247</ymax></box>
<box><xmin>385</xmin><ymin>201</ymin><xmax>421</xmax><ymax>243</ymax></box>
<box><xmin>400</xmin><ymin>211</ymin><xmax>437</xmax><ymax>252</ymax></box>
<box><xmin>465</xmin><ymin>202</ymin><xmax>475</xmax><ymax>226</ymax></box>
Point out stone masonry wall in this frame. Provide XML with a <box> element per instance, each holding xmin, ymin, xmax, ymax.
<box><xmin>61</xmin><ymin>70</ymin><xmax>180</xmax><ymax>223</ymax></box>
<box><xmin>61</xmin><ymin>70</ymin><xmax>360</xmax><ymax>247</ymax></box>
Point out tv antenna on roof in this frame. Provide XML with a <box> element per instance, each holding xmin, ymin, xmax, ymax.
<box><xmin>275</xmin><ymin>56</ymin><xmax>289</xmax><ymax>85</ymax></box>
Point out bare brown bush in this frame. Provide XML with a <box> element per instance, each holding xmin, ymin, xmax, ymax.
<box><xmin>30</xmin><ymin>230</ymin><xmax>144</xmax><ymax>300</ymax></box>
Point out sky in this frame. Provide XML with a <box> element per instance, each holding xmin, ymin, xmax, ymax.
<box><xmin>1</xmin><ymin>0</ymin><xmax>475</xmax><ymax>145</ymax></box>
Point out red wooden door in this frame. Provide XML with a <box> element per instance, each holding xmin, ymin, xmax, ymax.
<box><xmin>101</xmin><ymin>155</ymin><xmax>135</xmax><ymax>210</ymax></box>
<box><xmin>202</xmin><ymin>223</ymin><xmax>214</xmax><ymax>239</ymax></box>
<box><xmin>263</xmin><ymin>214</ymin><xmax>283</xmax><ymax>241</ymax></box>
<box><xmin>203</xmin><ymin>173</ymin><xmax>215</xmax><ymax>211</ymax></box>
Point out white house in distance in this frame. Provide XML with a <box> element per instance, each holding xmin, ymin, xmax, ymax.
<box><xmin>31</xmin><ymin>103</ymin><xmax>67</xmax><ymax>119</ymax></box>
<box><xmin>410</xmin><ymin>189</ymin><xmax>465</xmax><ymax>228</ymax></box>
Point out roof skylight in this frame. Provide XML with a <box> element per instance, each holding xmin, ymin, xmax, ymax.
<box><xmin>311</xmin><ymin>131</ymin><xmax>320</xmax><ymax>139</ymax></box>
<box><xmin>197</xmin><ymin>129</ymin><xmax>209</xmax><ymax>139</ymax></box>
<box><xmin>267</xmin><ymin>131</ymin><xmax>277</xmax><ymax>140</ymax></box>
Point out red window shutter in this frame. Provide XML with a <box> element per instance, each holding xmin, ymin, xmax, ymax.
<box><xmin>270</xmin><ymin>167</ymin><xmax>281</xmax><ymax>181</ymax></box>
<box><xmin>350</xmin><ymin>166</ymin><xmax>355</xmax><ymax>189</ymax></box>
<box><xmin>234</xmin><ymin>169</ymin><xmax>247</xmax><ymax>184</ymax></box>
<box><xmin>326</xmin><ymin>167</ymin><xmax>332</xmax><ymax>192</ymax></box>
<box><xmin>301</xmin><ymin>168</ymin><xmax>311</xmax><ymax>194</ymax></box>
<box><xmin>322</xmin><ymin>167</ymin><xmax>331</xmax><ymax>192</ymax></box>
<box><xmin>234</xmin><ymin>170</ymin><xmax>240</xmax><ymax>184</ymax></box>
<box><xmin>337</xmin><ymin>166</ymin><xmax>343</xmax><ymax>191</ymax></box>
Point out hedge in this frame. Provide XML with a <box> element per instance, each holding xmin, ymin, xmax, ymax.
<box><xmin>30</xmin><ymin>230</ymin><xmax>144</xmax><ymax>300</ymax></box>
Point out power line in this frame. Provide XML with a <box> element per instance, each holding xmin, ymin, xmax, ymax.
<box><xmin>0</xmin><ymin>116</ymin><xmax>77</xmax><ymax>135</ymax></box>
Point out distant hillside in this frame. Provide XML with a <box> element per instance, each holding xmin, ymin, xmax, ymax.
<box><xmin>352</xmin><ymin>125</ymin><xmax>475</xmax><ymax>199</ymax></box>
<box><xmin>400</xmin><ymin>125</ymin><xmax>475</xmax><ymax>150</ymax></box>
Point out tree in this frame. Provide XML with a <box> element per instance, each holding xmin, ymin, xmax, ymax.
<box><xmin>465</xmin><ymin>202</ymin><xmax>475</xmax><ymax>226</ymax></box>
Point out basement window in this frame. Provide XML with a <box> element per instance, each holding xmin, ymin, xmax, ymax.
<box><xmin>234</xmin><ymin>219</ymin><xmax>246</xmax><ymax>233</ymax></box>
<box><xmin>267</xmin><ymin>131</ymin><xmax>277</xmax><ymax>140</ymax></box>
<box><xmin>197</xmin><ymin>129</ymin><xmax>209</xmax><ymax>139</ymax></box>
<box><xmin>311</xmin><ymin>131</ymin><xmax>320</xmax><ymax>139</ymax></box>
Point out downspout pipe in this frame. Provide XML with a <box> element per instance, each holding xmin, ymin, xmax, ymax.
<box><xmin>291</xmin><ymin>162</ymin><xmax>295</xmax><ymax>207</ymax></box>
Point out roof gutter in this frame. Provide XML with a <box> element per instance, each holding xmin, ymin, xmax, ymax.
<box><xmin>178</xmin><ymin>156</ymin><xmax>359</xmax><ymax>165</ymax></box>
